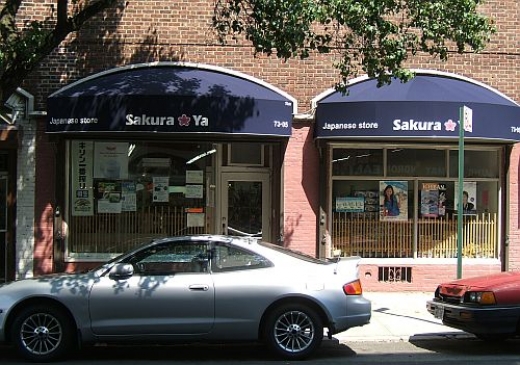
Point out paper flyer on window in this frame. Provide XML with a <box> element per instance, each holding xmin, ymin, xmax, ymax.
<box><xmin>71</xmin><ymin>141</ymin><xmax>94</xmax><ymax>216</ymax></box>
<box><xmin>153</xmin><ymin>177</ymin><xmax>169</xmax><ymax>203</ymax></box>
<box><xmin>94</xmin><ymin>142</ymin><xmax>129</xmax><ymax>179</ymax></box>
<box><xmin>96</xmin><ymin>181</ymin><xmax>122</xmax><ymax>213</ymax></box>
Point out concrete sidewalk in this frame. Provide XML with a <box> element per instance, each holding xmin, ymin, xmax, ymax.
<box><xmin>332</xmin><ymin>291</ymin><xmax>473</xmax><ymax>342</ymax></box>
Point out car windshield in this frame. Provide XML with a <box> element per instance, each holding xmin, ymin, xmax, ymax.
<box><xmin>90</xmin><ymin>238</ymin><xmax>159</xmax><ymax>272</ymax></box>
<box><xmin>259</xmin><ymin>241</ymin><xmax>330</xmax><ymax>265</ymax></box>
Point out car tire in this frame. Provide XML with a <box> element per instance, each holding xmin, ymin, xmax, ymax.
<box><xmin>11</xmin><ymin>304</ymin><xmax>75</xmax><ymax>362</ymax></box>
<box><xmin>263</xmin><ymin>303</ymin><xmax>323</xmax><ymax>360</ymax></box>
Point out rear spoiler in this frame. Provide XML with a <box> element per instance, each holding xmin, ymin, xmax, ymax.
<box><xmin>328</xmin><ymin>256</ymin><xmax>362</xmax><ymax>275</ymax></box>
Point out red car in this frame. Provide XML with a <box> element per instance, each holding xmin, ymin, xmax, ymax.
<box><xmin>426</xmin><ymin>272</ymin><xmax>520</xmax><ymax>340</ymax></box>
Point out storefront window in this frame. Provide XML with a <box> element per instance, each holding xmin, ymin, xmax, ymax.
<box><xmin>332</xmin><ymin>179</ymin><xmax>414</xmax><ymax>258</ymax></box>
<box><xmin>449</xmin><ymin>149</ymin><xmax>500</xmax><ymax>178</ymax></box>
<box><xmin>331</xmin><ymin>145</ymin><xmax>501</xmax><ymax>259</ymax></box>
<box><xmin>332</xmin><ymin>148</ymin><xmax>383</xmax><ymax>176</ymax></box>
<box><xmin>66</xmin><ymin>140</ymin><xmax>214</xmax><ymax>259</ymax></box>
<box><xmin>333</xmin><ymin>180</ymin><xmax>413</xmax><ymax>220</ymax></box>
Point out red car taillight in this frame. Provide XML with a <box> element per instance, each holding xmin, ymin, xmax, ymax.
<box><xmin>343</xmin><ymin>279</ymin><xmax>363</xmax><ymax>295</ymax></box>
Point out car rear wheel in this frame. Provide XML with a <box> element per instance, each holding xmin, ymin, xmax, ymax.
<box><xmin>11</xmin><ymin>304</ymin><xmax>75</xmax><ymax>362</ymax></box>
<box><xmin>263</xmin><ymin>303</ymin><xmax>323</xmax><ymax>360</ymax></box>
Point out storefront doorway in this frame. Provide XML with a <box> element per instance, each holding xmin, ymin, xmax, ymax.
<box><xmin>221</xmin><ymin>172</ymin><xmax>270</xmax><ymax>240</ymax></box>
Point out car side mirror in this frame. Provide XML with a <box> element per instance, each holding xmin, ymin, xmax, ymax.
<box><xmin>109</xmin><ymin>263</ymin><xmax>134</xmax><ymax>279</ymax></box>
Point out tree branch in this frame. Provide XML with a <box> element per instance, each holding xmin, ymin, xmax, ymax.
<box><xmin>1</xmin><ymin>0</ymin><xmax>121</xmax><ymax>103</ymax></box>
<box><xmin>0</xmin><ymin>0</ymin><xmax>23</xmax><ymax>43</ymax></box>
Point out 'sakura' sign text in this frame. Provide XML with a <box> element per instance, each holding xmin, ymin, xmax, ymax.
<box><xmin>126</xmin><ymin>113</ymin><xmax>209</xmax><ymax>127</ymax></box>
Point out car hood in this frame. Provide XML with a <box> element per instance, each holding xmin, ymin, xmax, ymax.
<box><xmin>0</xmin><ymin>271</ymin><xmax>101</xmax><ymax>299</ymax></box>
<box><xmin>440</xmin><ymin>271</ymin><xmax>520</xmax><ymax>292</ymax></box>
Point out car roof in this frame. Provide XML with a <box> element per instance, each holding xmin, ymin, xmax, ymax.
<box><xmin>150</xmin><ymin>234</ymin><xmax>253</xmax><ymax>245</ymax></box>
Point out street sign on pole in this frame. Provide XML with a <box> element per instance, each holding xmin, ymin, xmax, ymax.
<box><xmin>463</xmin><ymin>105</ymin><xmax>473</xmax><ymax>133</ymax></box>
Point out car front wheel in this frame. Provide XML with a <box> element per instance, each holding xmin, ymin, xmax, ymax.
<box><xmin>263</xmin><ymin>303</ymin><xmax>323</xmax><ymax>360</ymax></box>
<box><xmin>11</xmin><ymin>304</ymin><xmax>75</xmax><ymax>362</ymax></box>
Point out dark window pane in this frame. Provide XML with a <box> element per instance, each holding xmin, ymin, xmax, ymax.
<box><xmin>449</xmin><ymin>150</ymin><xmax>499</xmax><ymax>178</ymax></box>
<box><xmin>332</xmin><ymin>149</ymin><xmax>383</xmax><ymax>176</ymax></box>
<box><xmin>387</xmin><ymin>149</ymin><xmax>446</xmax><ymax>177</ymax></box>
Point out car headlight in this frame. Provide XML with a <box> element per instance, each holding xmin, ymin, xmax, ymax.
<box><xmin>465</xmin><ymin>291</ymin><xmax>496</xmax><ymax>305</ymax></box>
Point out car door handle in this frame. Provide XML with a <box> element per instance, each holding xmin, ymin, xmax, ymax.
<box><xmin>189</xmin><ymin>284</ymin><xmax>209</xmax><ymax>291</ymax></box>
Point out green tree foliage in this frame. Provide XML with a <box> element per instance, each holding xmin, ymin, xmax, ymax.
<box><xmin>0</xmin><ymin>0</ymin><xmax>495</xmax><ymax>107</ymax></box>
<box><xmin>0</xmin><ymin>0</ymin><xmax>119</xmax><ymax>104</ymax></box>
<box><xmin>213</xmin><ymin>0</ymin><xmax>495</xmax><ymax>92</ymax></box>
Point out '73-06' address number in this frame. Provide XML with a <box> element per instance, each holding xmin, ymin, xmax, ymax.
<box><xmin>273</xmin><ymin>120</ymin><xmax>289</xmax><ymax>128</ymax></box>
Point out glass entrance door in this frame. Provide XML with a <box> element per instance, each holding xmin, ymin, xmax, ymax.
<box><xmin>221</xmin><ymin>173</ymin><xmax>270</xmax><ymax>240</ymax></box>
<box><xmin>0</xmin><ymin>176</ymin><xmax>7</xmax><ymax>283</ymax></box>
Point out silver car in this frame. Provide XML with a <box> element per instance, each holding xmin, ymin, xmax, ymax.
<box><xmin>0</xmin><ymin>235</ymin><xmax>371</xmax><ymax>362</ymax></box>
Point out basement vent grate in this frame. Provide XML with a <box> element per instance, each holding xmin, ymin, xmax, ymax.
<box><xmin>378</xmin><ymin>266</ymin><xmax>412</xmax><ymax>283</ymax></box>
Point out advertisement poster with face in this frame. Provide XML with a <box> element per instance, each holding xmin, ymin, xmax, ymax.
<box><xmin>455</xmin><ymin>181</ymin><xmax>477</xmax><ymax>215</ymax></box>
<box><xmin>380</xmin><ymin>181</ymin><xmax>408</xmax><ymax>221</ymax></box>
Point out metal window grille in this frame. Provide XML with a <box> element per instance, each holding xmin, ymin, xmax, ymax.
<box><xmin>378</xmin><ymin>266</ymin><xmax>412</xmax><ymax>283</ymax></box>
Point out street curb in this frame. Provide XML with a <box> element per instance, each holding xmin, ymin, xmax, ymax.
<box><xmin>327</xmin><ymin>332</ymin><xmax>476</xmax><ymax>344</ymax></box>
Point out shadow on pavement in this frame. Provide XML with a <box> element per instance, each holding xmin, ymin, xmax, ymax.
<box><xmin>374</xmin><ymin>306</ymin><xmax>445</xmax><ymax>327</ymax></box>
<box><xmin>409</xmin><ymin>335</ymin><xmax>520</xmax><ymax>355</ymax></box>
<box><xmin>68</xmin><ymin>341</ymin><xmax>357</xmax><ymax>362</ymax></box>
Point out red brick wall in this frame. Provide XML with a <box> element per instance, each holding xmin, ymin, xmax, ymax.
<box><xmin>283</xmin><ymin>121</ymin><xmax>320</xmax><ymax>254</ymax></box>
<box><xmin>360</xmin><ymin>262</ymin><xmax>502</xmax><ymax>292</ymax></box>
<box><xmin>33</xmin><ymin>118</ymin><xmax>56</xmax><ymax>275</ymax></box>
<box><xmin>18</xmin><ymin>1</ymin><xmax>520</xmax><ymax>108</ymax></box>
<box><xmin>17</xmin><ymin>1</ymin><xmax>520</xmax><ymax>288</ymax></box>
<box><xmin>508</xmin><ymin>145</ymin><xmax>520</xmax><ymax>271</ymax></box>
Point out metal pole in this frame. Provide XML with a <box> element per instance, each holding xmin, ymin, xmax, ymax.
<box><xmin>457</xmin><ymin>107</ymin><xmax>464</xmax><ymax>279</ymax></box>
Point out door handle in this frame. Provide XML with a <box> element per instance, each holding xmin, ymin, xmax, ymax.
<box><xmin>189</xmin><ymin>284</ymin><xmax>209</xmax><ymax>291</ymax></box>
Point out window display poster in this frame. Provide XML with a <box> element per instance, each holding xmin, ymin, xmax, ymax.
<box><xmin>153</xmin><ymin>177</ymin><xmax>169</xmax><ymax>203</ymax></box>
<box><xmin>121</xmin><ymin>182</ymin><xmax>137</xmax><ymax>212</ymax></box>
<box><xmin>380</xmin><ymin>180</ymin><xmax>408</xmax><ymax>221</ymax></box>
<box><xmin>420</xmin><ymin>183</ymin><xmax>446</xmax><ymax>218</ymax></box>
<box><xmin>187</xmin><ymin>213</ymin><xmax>205</xmax><ymax>227</ymax></box>
<box><xmin>185</xmin><ymin>184</ymin><xmax>204</xmax><ymax>199</ymax></box>
<box><xmin>96</xmin><ymin>181</ymin><xmax>122</xmax><ymax>213</ymax></box>
<box><xmin>186</xmin><ymin>170</ymin><xmax>204</xmax><ymax>184</ymax></box>
<box><xmin>336</xmin><ymin>197</ymin><xmax>364</xmax><ymax>212</ymax></box>
<box><xmin>94</xmin><ymin>142</ymin><xmax>129</xmax><ymax>179</ymax></box>
<box><xmin>455</xmin><ymin>181</ymin><xmax>477</xmax><ymax>215</ymax></box>
<box><xmin>438</xmin><ymin>183</ymin><xmax>447</xmax><ymax>216</ymax></box>
<box><xmin>71</xmin><ymin>141</ymin><xmax>94</xmax><ymax>216</ymax></box>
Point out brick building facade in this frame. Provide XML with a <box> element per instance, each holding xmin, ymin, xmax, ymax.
<box><xmin>1</xmin><ymin>0</ymin><xmax>519</xmax><ymax>291</ymax></box>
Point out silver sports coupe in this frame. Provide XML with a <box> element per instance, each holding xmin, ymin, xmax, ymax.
<box><xmin>0</xmin><ymin>235</ymin><xmax>371</xmax><ymax>362</ymax></box>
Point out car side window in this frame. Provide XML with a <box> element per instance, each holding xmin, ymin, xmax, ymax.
<box><xmin>126</xmin><ymin>241</ymin><xmax>209</xmax><ymax>275</ymax></box>
<box><xmin>211</xmin><ymin>243</ymin><xmax>272</xmax><ymax>272</ymax></box>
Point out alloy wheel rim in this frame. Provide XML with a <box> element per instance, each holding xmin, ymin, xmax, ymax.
<box><xmin>20</xmin><ymin>313</ymin><xmax>63</xmax><ymax>355</ymax></box>
<box><xmin>273</xmin><ymin>310</ymin><xmax>315</xmax><ymax>353</ymax></box>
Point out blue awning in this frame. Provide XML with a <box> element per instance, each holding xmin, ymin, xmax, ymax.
<box><xmin>315</xmin><ymin>72</ymin><xmax>520</xmax><ymax>142</ymax></box>
<box><xmin>47</xmin><ymin>64</ymin><xmax>294</xmax><ymax>137</ymax></box>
